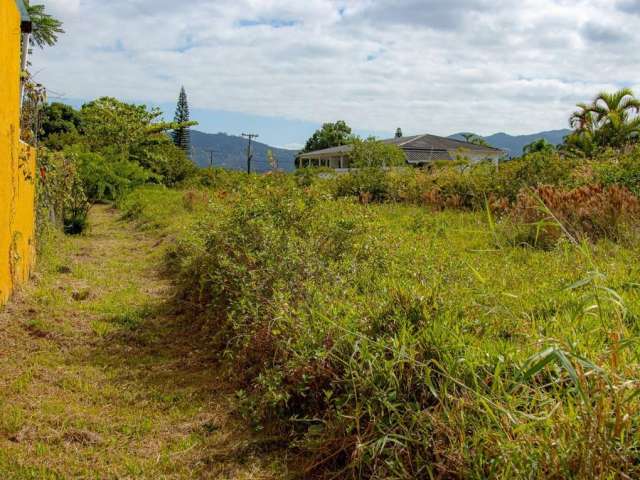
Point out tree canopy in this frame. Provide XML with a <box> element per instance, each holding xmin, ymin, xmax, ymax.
<box><xmin>40</xmin><ymin>102</ymin><xmax>83</xmax><ymax>149</ymax></box>
<box><xmin>300</xmin><ymin>121</ymin><xmax>354</xmax><ymax>154</ymax></box>
<box><xmin>349</xmin><ymin>138</ymin><xmax>406</xmax><ymax>168</ymax></box>
<box><xmin>523</xmin><ymin>138</ymin><xmax>556</xmax><ymax>155</ymax></box>
<box><xmin>566</xmin><ymin>88</ymin><xmax>640</xmax><ymax>155</ymax></box>
<box><xmin>461</xmin><ymin>133</ymin><xmax>491</xmax><ymax>148</ymax></box>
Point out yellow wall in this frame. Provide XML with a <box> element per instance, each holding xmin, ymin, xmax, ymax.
<box><xmin>1</xmin><ymin>0</ymin><xmax>37</xmax><ymax>304</ymax></box>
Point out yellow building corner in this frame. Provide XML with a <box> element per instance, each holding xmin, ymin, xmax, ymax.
<box><xmin>1</xmin><ymin>0</ymin><xmax>37</xmax><ymax>304</ymax></box>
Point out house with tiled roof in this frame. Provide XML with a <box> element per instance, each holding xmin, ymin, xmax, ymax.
<box><xmin>297</xmin><ymin>131</ymin><xmax>503</xmax><ymax>170</ymax></box>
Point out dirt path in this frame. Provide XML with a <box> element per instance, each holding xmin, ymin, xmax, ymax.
<box><xmin>0</xmin><ymin>205</ymin><xmax>285</xmax><ymax>479</ymax></box>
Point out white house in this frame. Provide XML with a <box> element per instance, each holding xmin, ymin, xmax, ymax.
<box><xmin>297</xmin><ymin>133</ymin><xmax>503</xmax><ymax>170</ymax></box>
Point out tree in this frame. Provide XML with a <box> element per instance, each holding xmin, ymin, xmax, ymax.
<box><xmin>25</xmin><ymin>3</ymin><xmax>64</xmax><ymax>49</ymax></box>
<box><xmin>523</xmin><ymin>139</ymin><xmax>555</xmax><ymax>155</ymax></box>
<box><xmin>461</xmin><ymin>133</ymin><xmax>491</xmax><ymax>147</ymax></box>
<box><xmin>349</xmin><ymin>138</ymin><xmax>406</xmax><ymax>168</ymax></box>
<box><xmin>591</xmin><ymin>88</ymin><xmax>640</xmax><ymax>147</ymax></box>
<box><xmin>300</xmin><ymin>121</ymin><xmax>353</xmax><ymax>154</ymax></box>
<box><xmin>566</xmin><ymin>88</ymin><xmax>640</xmax><ymax>155</ymax></box>
<box><xmin>172</xmin><ymin>86</ymin><xmax>192</xmax><ymax>154</ymax></box>
<box><xmin>79</xmin><ymin>97</ymin><xmax>197</xmax><ymax>182</ymax></box>
<box><xmin>81</xmin><ymin>97</ymin><xmax>167</xmax><ymax>157</ymax></box>
<box><xmin>40</xmin><ymin>102</ymin><xmax>82</xmax><ymax>149</ymax></box>
<box><xmin>569</xmin><ymin>102</ymin><xmax>597</xmax><ymax>134</ymax></box>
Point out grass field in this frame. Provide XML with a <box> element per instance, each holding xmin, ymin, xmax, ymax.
<box><xmin>121</xmin><ymin>180</ymin><xmax>640</xmax><ymax>479</ymax></box>
<box><xmin>2</xmin><ymin>177</ymin><xmax>639</xmax><ymax>479</ymax></box>
<box><xmin>0</xmin><ymin>202</ymin><xmax>284</xmax><ymax>479</ymax></box>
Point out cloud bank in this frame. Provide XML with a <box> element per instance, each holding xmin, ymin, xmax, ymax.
<box><xmin>33</xmin><ymin>0</ymin><xmax>639</xmax><ymax>136</ymax></box>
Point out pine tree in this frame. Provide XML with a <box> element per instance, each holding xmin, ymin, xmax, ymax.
<box><xmin>172</xmin><ymin>86</ymin><xmax>191</xmax><ymax>154</ymax></box>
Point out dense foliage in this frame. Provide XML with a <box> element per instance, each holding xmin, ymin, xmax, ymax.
<box><xmin>299</xmin><ymin>120</ymin><xmax>354</xmax><ymax>156</ymax></box>
<box><xmin>120</xmin><ymin>164</ymin><xmax>640</xmax><ymax>478</ymax></box>
<box><xmin>565</xmin><ymin>88</ymin><xmax>640</xmax><ymax>156</ymax></box>
<box><xmin>22</xmin><ymin>77</ymin><xmax>640</xmax><ymax>477</ymax></box>
<box><xmin>120</xmin><ymin>113</ymin><xmax>640</xmax><ymax>476</ymax></box>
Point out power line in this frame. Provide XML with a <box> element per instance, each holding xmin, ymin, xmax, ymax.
<box><xmin>241</xmin><ymin>133</ymin><xmax>259</xmax><ymax>174</ymax></box>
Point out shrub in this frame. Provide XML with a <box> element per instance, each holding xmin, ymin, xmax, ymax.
<box><xmin>334</xmin><ymin>152</ymin><xmax>579</xmax><ymax>211</ymax></box>
<box><xmin>509</xmin><ymin>184</ymin><xmax>640</xmax><ymax>247</ymax></box>
<box><xmin>71</xmin><ymin>149</ymin><xmax>155</xmax><ymax>202</ymax></box>
<box><xmin>334</xmin><ymin>167</ymin><xmax>389</xmax><ymax>201</ymax></box>
<box><xmin>590</xmin><ymin>147</ymin><xmax>640</xmax><ymax>196</ymax></box>
<box><xmin>37</xmin><ymin>149</ymin><xmax>91</xmax><ymax>235</ymax></box>
<box><xmin>156</xmin><ymin>174</ymin><xmax>640</xmax><ymax>479</ymax></box>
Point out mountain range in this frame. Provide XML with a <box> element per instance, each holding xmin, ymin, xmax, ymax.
<box><xmin>189</xmin><ymin>128</ymin><xmax>573</xmax><ymax>171</ymax></box>
<box><xmin>190</xmin><ymin>130</ymin><xmax>297</xmax><ymax>172</ymax></box>
<box><xmin>449</xmin><ymin>129</ymin><xmax>571</xmax><ymax>157</ymax></box>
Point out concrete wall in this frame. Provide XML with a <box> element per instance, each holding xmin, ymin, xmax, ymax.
<box><xmin>1</xmin><ymin>0</ymin><xmax>37</xmax><ymax>304</ymax></box>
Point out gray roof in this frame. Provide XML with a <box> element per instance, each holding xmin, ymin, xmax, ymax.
<box><xmin>298</xmin><ymin>133</ymin><xmax>502</xmax><ymax>161</ymax></box>
<box><xmin>404</xmin><ymin>149</ymin><xmax>452</xmax><ymax>163</ymax></box>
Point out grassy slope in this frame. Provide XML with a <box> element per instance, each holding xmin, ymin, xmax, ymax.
<box><xmin>0</xmin><ymin>200</ymin><xmax>284</xmax><ymax>479</ymax></box>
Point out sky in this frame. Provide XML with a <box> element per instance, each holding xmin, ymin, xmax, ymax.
<box><xmin>32</xmin><ymin>0</ymin><xmax>640</xmax><ymax>150</ymax></box>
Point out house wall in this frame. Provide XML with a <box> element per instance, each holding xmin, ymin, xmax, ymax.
<box><xmin>0</xmin><ymin>0</ymin><xmax>37</xmax><ymax>304</ymax></box>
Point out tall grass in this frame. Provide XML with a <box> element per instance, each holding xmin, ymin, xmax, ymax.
<box><xmin>123</xmin><ymin>171</ymin><xmax>640</xmax><ymax>478</ymax></box>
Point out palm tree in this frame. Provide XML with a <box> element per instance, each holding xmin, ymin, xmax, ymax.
<box><xmin>25</xmin><ymin>3</ymin><xmax>64</xmax><ymax>49</ymax></box>
<box><xmin>567</xmin><ymin>89</ymin><xmax>640</xmax><ymax>155</ymax></box>
<box><xmin>591</xmin><ymin>88</ymin><xmax>640</xmax><ymax>147</ymax></box>
<box><xmin>569</xmin><ymin>103</ymin><xmax>596</xmax><ymax>133</ymax></box>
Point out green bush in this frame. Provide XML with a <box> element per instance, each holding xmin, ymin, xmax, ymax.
<box><xmin>149</xmin><ymin>174</ymin><xmax>640</xmax><ymax>479</ymax></box>
<box><xmin>590</xmin><ymin>147</ymin><xmax>640</xmax><ymax>195</ymax></box>
<box><xmin>71</xmin><ymin>148</ymin><xmax>155</xmax><ymax>202</ymax></box>
<box><xmin>36</xmin><ymin>149</ymin><xmax>91</xmax><ymax>235</ymax></box>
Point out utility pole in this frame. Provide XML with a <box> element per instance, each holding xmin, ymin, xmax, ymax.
<box><xmin>242</xmin><ymin>133</ymin><xmax>259</xmax><ymax>174</ymax></box>
<box><xmin>203</xmin><ymin>149</ymin><xmax>219</xmax><ymax>168</ymax></box>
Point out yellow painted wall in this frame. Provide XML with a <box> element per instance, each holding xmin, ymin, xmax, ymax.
<box><xmin>0</xmin><ymin>0</ymin><xmax>37</xmax><ymax>304</ymax></box>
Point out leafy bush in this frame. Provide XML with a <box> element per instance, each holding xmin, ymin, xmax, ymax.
<box><xmin>334</xmin><ymin>167</ymin><xmax>389</xmax><ymax>202</ymax></box>
<box><xmin>589</xmin><ymin>147</ymin><xmax>640</xmax><ymax>196</ymax></box>
<box><xmin>332</xmin><ymin>151</ymin><xmax>580</xmax><ymax>211</ymax></box>
<box><xmin>37</xmin><ymin>149</ymin><xmax>90</xmax><ymax>235</ymax></box>
<box><xmin>187</xmin><ymin>167</ymin><xmax>255</xmax><ymax>191</ymax></box>
<box><xmin>71</xmin><ymin>149</ymin><xmax>155</xmax><ymax>202</ymax></box>
<box><xmin>147</xmin><ymin>175</ymin><xmax>640</xmax><ymax>479</ymax></box>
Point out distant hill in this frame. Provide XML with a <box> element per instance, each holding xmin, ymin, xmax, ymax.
<box><xmin>190</xmin><ymin>130</ymin><xmax>298</xmax><ymax>172</ymax></box>
<box><xmin>449</xmin><ymin>129</ymin><xmax>572</xmax><ymax>157</ymax></box>
<box><xmin>190</xmin><ymin>128</ymin><xmax>573</xmax><ymax>171</ymax></box>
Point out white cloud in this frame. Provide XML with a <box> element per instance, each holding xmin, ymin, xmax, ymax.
<box><xmin>33</xmin><ymin>0</ymin><xmax>640</xmax><ymax>136</ymax></box>
<box><xmin>41</xmin><ymin>0</ymin><xmax>80</xmax><ymax>16</ymax></box>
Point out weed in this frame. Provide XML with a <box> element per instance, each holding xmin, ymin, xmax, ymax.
<box><xmin>144</xmin><ymin>173</ymin><xmax>640</xmax><ymax>478</ymax></box>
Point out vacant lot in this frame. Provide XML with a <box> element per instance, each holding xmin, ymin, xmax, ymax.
<box><xmin>122</xmin><ymin>180</ymin><xmax>640</xmax><ymax>479</ymax></box>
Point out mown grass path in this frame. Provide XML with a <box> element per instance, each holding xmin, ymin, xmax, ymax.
<box><xmin>0</xmin><ymin>205</ymin><xmax>283</xmax><ymax>479</ymax></box>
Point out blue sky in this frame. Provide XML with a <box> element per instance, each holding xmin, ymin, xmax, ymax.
<box><xmin>34</xmin><ymin>0</ymin><xmax>640</xmax><ymax>149</ymax></box>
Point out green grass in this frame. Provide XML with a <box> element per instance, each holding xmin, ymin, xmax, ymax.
<box><xmin>0</xmin><ymin>204</ymin><xmax>284</xmax><ymax>479</ymax></box>
<box><xmin>4</xmin><ymin>177</ymin><xmax>638</xmax><ymax>479</ymax></box>
<box><xmin>125</xmin><ymin>178</ymin><xmax>640</xmax><ymax>479</ymax></box>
